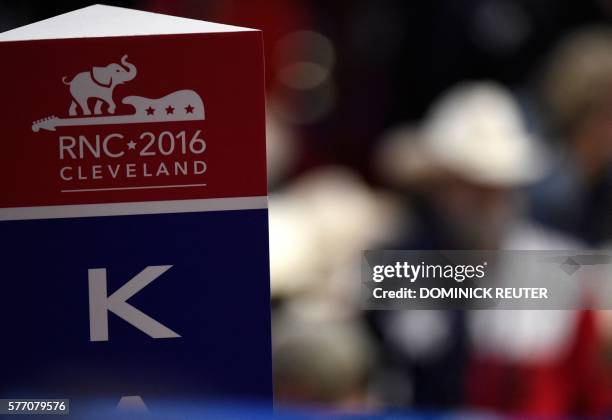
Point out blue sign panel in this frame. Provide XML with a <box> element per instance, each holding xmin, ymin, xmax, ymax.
<box><xmin>0</xmin><ymin>209</ymin><xmax>272</xmax><ymax>409</ymax></box>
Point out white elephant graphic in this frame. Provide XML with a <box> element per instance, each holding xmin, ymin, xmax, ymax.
<box><xmin>31</xmin><ymin>55</ymin><xmax>205</xmax><ymax>132</ymax></box>
<box><xmin>62</xmin><ymin>54</ymin><xmax>137</xmax><ymax>116</ymax></box>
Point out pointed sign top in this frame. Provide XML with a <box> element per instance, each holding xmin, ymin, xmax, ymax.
<box><xmin>0</xmin><ymin>4</ymin><xmax>257</xmax><ymax>42</ymax></box>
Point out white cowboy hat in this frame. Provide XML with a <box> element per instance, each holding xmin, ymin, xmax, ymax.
<box><xmin>379</xmin><ymin>82</ymin><xmax>548</xmax><ymax>187</ymax></box>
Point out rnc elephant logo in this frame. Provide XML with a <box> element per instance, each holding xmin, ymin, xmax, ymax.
<box><xmin>32</xmin><ymin>54</ymin><xmax>205</xmax><ymax>132</ymax></box>
<box><xmin>64</xmin><ymin>54</ymin><xmax>137</xmax><ymax>116</ymax></box>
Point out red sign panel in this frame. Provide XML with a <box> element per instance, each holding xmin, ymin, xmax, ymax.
<box><xmin>0</xmin><ymin>32</ymin><xmax>267</xmax><ymax>208</ymax></box>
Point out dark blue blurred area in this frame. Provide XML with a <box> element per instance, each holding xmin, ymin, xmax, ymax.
<box><xmin>74</xmin><ymin>399</ymin><xmax>497</xmax><ymax>419</ymax></box>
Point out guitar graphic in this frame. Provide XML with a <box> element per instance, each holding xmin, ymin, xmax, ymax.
<box><xmin>32</xmin><ymin>90</ymin><xmax>204</xmax><ymax>132</ymax></box>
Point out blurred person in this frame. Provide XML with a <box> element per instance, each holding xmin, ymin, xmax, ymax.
<box><xmin>379</xmin><ymin>82</ymin><xmax>548</xmax><ymax>250</ymax></box>
<box><xmin>268</xmin><ymin>168</ymin><xmax>404</xmax><ymax>411</ymax></box>
<box><xmin>372</xmin><ymin>82</ymin><xmax>609</xmax><ymax>416</ymax></box>
<box><xmin>531</xmin><ymin>26</ymin><xmax>612</xmax><ymax>245</ymax></box>
<box><xmin>269</xmin><ymin>167</ymin><xmax>403</xmax><ymax>309</ymax></box>
<box><xmin>532</xmin><ymin>31</ymin><xmax>612</xmax><ymax>411</ymax></box>
<box><xmin>272</xmin><ymin>309</ymin><xmax>377</xmax><ymax>412</ymax></box>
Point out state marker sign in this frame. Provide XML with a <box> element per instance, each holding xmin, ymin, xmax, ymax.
<box><xmin>0</xmin><ymin>5</ymin><xmax>271</xmax><ymax>412</ymax></box>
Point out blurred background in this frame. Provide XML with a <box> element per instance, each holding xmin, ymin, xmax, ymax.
<box><xmin>2</xmin><ymin>0</ymin><xmax>612</xmax><ymax>417</ymax></box>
